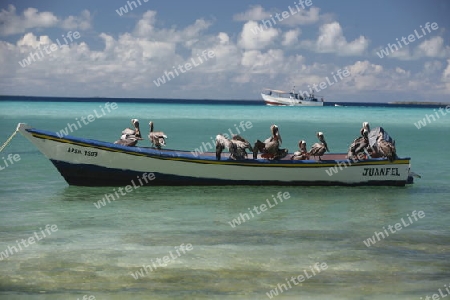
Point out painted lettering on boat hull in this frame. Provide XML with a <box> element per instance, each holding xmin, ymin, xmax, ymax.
<box><xmin>362</xmin><ymin>167</ymin><xmax>400</xmax><ymax>177</ymax></box>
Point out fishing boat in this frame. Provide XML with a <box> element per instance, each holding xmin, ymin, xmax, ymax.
<box><xmin>16</xmin><ymin>123</ymin><xmax>416</xmax><ymax>187</ymax></box>
<box><xmin>261</xmin><ymin>88</ymin><xmax>324</xmax><ymax>106</ymax></box>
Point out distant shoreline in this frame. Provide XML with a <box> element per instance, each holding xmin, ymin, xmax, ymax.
<box><xmin>1</xmin><ymin>95</ymin><xmax>449</xmax><ymax>108</ymax></box>
<box><xmin>388</xmin><ymin>101</ymin><xmax>449</xmax><ymax>106</ymax></box>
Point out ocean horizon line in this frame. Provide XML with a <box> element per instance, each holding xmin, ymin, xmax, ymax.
<box><xmin>0</xmin><ymin>95</ymin><xmax>448</xmax><ymax>108</ymax></box>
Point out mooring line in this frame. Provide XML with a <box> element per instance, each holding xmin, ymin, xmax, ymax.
<box><xmin>0</xmin><ymin>128</ymin><xmax>19</xmax><ymax>153</ymax></box>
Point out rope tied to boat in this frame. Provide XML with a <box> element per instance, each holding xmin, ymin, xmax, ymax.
<box><xmin>0</xmin><ymin>127</ymin><xmax>19</xmax><ymax>153</ymax></box>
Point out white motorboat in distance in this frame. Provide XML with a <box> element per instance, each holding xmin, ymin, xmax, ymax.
<box><xmin>261</xmin><ymin>88</ymin><xmax>324</xmax><ymax>106</ymax></box>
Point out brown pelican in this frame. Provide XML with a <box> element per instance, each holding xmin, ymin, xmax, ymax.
<box><xmin>377</xmin><ymin>132</ymin><xmax>397</xmax><ymax>162</ymax></box>
<box><xmin>148</xmin><ymin>121</ymin><xmax>167</xmax><ymax>149</ymax></box>
<box><xmin>291</xmin><ymin>140</ymin><xmax>309</xmax><ymax>160</ymax></box>
<box><xmin>215</xmin><ymin>134</ymin><xmax>238</xmax><ymax>160</ymax></box>
<box><xmin>360</xmin><ymin>122</ymin><xmax>370</xmax><ymax>136</ymax></box>
<box><xmin>114</xmin><ymin>134</ymin><xmax>139</xmax><ymax>147</ymax></box>
<box><xmin>253</xmin><ymin>140</ymin><xmax>265</xmax><ymax>159</ymax></box>
<box><xmin>122</xmin><ymin>119</ymin><xmax>142</xmax><ymax>138</ymax></box>
<box><xmin>267</xmin><ymin>124</ymin><xmax>282</xmax><ymax>144</ymax></box>
<box><xmin>309</xmin><ymin>132</ymin><xmax>329</xmax><ymax>160</ymax></box>
<box><xmin>230</xmin><ymin>135</ymin><xmax>253</xmax><ymax>160</ymax></box>
<box><xmin>347</xmin><ymin>129</ymin><xmax>369</xmax><ymax>160</ymax></box>
<box><xmin>253</xmin><ymin>124</ymin><xmax>284</xmax><ymax>160</ymax></box>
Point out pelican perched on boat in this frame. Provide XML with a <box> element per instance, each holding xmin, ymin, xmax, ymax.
<box><xmin>230</xmin><ymin>135</ymin><xmax>253</xmax><ymax>160</ymax></box>
<box><xmin>266</xmin><ymin>124</ymin><xmax>282</xmax><ymax>144</ymax></box>
<box><xmin>377</xmin><ymin>132</ymin><xmax>397</xmax><ymax>162</ymax></box>
<box><xmin>347</xmin><ymin>129</ymin><xmax>370</xmax><ymax>160</ymax></box>
<box><xmin>309</xmin><ymin>132</ymin><xmax>329</xmax><ymax>160</ymax></box>
<box><xmin>122</xmin><ymin>119</ymin><xmax>142</xmax><ymax>138</ymax></box>
<box><xmin>253</xmin><ymin>140</ymin><xmax>265</xmax><ymax>160</ymax></box>
<box><xmin>215</xmin><ymin>134</ymin><xmax>238</xmax><ymax>160</ymax></box>
<box><xmin>114</xmin><ymin>134</ymin><xmax>139</xmax><ymax>147</ymax></box>
<box><xmin>148</xmin><ymin>121</ymin><xmax>167</xmax><ymax>149</ymax></box>
<box><xmin>116</xmin><ymin>119</ymin><xmax>142</xmax><ymax>146</ymax></box>
<box><xmin>361</xmin><ymin>122</ymin><xmax>370</xmax><ymax>136</ymax></box>
<box><xmin>347</xmin><ymin>122</ymin><xmax>372</xmax><ymax>160</ymax></box>
<box><xmin>291</xmin><ymin>140</ymin><xmax>309</xmax><ymax>160</ymax></box>
<box><xmin>253</xmin><ymin>125</ymin><xmax>286</xmax><ymax>160</ymax></box>
<box><xmin>263</xmin><ymin>124</ymin><xmax>282</xmax><ymax>158</ymax></box>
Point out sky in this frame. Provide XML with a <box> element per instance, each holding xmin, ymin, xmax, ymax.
<box><xmin>0</xmin><ymin>0</ymin><xmax>449</xmax><ymax>102</ymax></box>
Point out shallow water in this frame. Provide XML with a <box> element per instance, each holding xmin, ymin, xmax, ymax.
<box><xmin>0</xmin><ymin>100</ymin><xmax>449</xmax><ymax>299</ymax></box>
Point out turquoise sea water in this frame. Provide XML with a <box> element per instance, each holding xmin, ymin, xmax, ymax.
<box><xmin>0</xmin><ymin>100</ymin><xmax>449</xmax><ymax>299</ymax></box>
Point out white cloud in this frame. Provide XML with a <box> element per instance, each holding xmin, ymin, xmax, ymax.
<box><xmin>1</xmin><ymin>6</ymin><xmax>449</xmax><ymax>102</ymax></box>
<box><xmin>442</xmin><ymin>60</ymin><xmax>450</xmax><ymax>92</ymax></box>
<box><xmin>218</xmin><ymin>32</ymin><xmax>230</xmax><ymax>44</ymax></box>
<box><xmin>238</xmin><ymin>21</ymin><xmax>279</xmax><ymax>50</ymax></box>
<box><xmin>282</xmin><ymin>29</ymin><xmax>301</xmax><ymax>46</ymax></box>
<box><xmin>348</xmin><ymin>60</ymin><xmax>383</xmax><ymax>76</ymax></box>
<box><xmin>302</xmin><ymin>22</ymin><xmax>369</xmax><ymax>56</ymax></box>
<box><xmin>203</xmin><ymin>33</ymin><xmax>241</xmax><ymax>72</ymax></box>
<box><xmin>374</xmin><ymin>36</ymin><xmax>450</xmax><ymax>61</ymax></box>
<box><xmin>415</xmin><ymin>36</ymin><xmax>449</xmax><ymax>58</ymax></box>
<box><xmin>443</xmin><ymin>59</ymin><xmax>450</xmax><ymax>80</ymax></box>
<box><xmin>423</xmin><ymin>60</ymin><xmax>442</xmax><ymax>74</ymax></box>
<box><xmin>388</xmin><ymin>47</ymin><xmax>412</xmax><ymax>60</ymax></box>
<box><xmin>60</xmin><ymin>10</ymin><xmax>92</xmax><ymax>30</ymax></box>
<box><xmin>0</xmin><ymin>5</ymin><xmax>92</xmax><ymax>36</ymax></box>
<box><xmin>282</xmin><ymin>7</ymin><xmax>322</xmax><ymax>26</ymax></box>
<box><xmin>16</xmin><ymin>32</ymin><xmax>52</xmax><ymax>49</ymax></box>
<box><xmin>395</xmin><ymin>67</ymin><xmax>407</xmax><ymax>74</ymax></box>
<box><xmin>133</xmin><ymin>10</ymin><xmax>158</xmax><ymax>36</ymax></box>
<box><xmin>241</xmin><ymin>49</ymin><xmax>284</xmax><ymax>73</ymax></box>
<box><xmin>344</xmin><ymin>60</ymin><xmax>387</xmax><ymax>90</ymax></box>
<box><xmin>1</xmin><ymin>11</ymin><xmax>217</xmax><ymax>96</ymax></box>
<box><xmin>133</xmin><ymin>10</ymin><xmax>211</xmax><ymax>49</ymax></box>
<box><xmin>233</xmin><ymin>5</ymin><xmax>270</xmax><ymax>21</ymax></box>
<box><xmin>0</xmin><ymin>5</ymin><xmax>58</xmax><ymax>36</ymax></box>
<box><xmin>234</xmin><ymin>5</ymin><xmax>322</xmax><ymax>26</ymax></box>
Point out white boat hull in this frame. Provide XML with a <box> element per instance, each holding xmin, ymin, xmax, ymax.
<box><xmin>261</xmin><ymin>94</ymin><xmax>324</xmax><ymax>106</ymax></box>
<box><xmin>18</xmin><ymin>123</ymin><xmax>412</xmax><ymax>186</ymax></box>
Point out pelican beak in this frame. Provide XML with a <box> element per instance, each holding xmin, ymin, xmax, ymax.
<box><xmin>277</xmin><ymin>132</ymin><xmax>282</xmax><ymax>144</ymax></box>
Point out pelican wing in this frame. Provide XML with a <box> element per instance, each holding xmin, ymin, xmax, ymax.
<box><xmin>122</xmin><ymin>128</ymin><xmax>135</xmax><ymax>135</ymax></box>
<box><xmin>309</xmin><ymin>142</ymin><xmax>326</xmax><ymax>156</ymax></box>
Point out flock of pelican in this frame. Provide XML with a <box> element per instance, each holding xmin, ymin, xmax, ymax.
<box><xmin>346</xmin><ymin>122</ymin><xmax>397</xmax><ymax>162</ymax></box>
<box><xmin>114</xmin><ymin>119</ymin><xmax>167</xmax><ymax>149</ymax></box>
<box><xmin>114</xmin><ymin>119</ymin><xmax>397</xmax><ymax>162</ymax></box>
<box><xmin>215</xmin><ymin>121</ymin><xmax>396</xmax><ymax>162</ymax></box>
<box><xmin>215</xmin><ymin>124</ymin><xmax>328</xmax><ymax>161</ymax></box>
